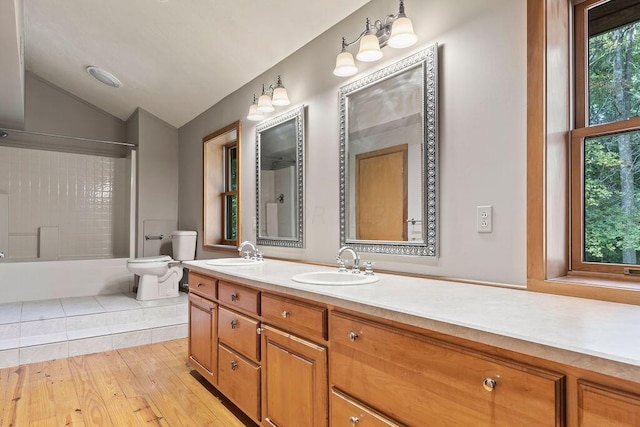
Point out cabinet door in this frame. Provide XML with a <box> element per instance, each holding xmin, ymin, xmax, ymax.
<box><xmin>262</xmin><ymin>325</ymin><xmax>328</xmax><ymax>427</ymax></box>
<box><xmin>188</xmin><ymin>292</ymin><xmax>217</xmax><ymax>384</ymax></box>
<box><xmin>579</xmin><ymin>381</ymin><xmax>640</xmax><ymax>426</ymax></box>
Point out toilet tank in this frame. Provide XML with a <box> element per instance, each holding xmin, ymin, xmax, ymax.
<box><xmin>172</xmin><ymin>230</ymin><xmax>197</xmax><ymax>261</ymax></box>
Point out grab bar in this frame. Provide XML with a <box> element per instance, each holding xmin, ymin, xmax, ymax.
<box><xmin>145</xmin><ymin>234</ymin><xmax>164</xmax><ymax>241</ymax></box>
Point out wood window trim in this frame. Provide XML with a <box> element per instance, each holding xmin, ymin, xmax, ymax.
<box><xmin>527</xmin><ymin>0</ymin><xmax>640</xmax><ymax>305</ymax></box>
<box><xmin>202</xmin><ymin>121</ymin><xmax>242</xmax><ymax>251</ymax></box>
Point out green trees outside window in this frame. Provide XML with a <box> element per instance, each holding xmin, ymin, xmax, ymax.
<box><xmin>583</xmin><ymin>10</ymin><xmax>640</xmax><ymax>265</ymax></box>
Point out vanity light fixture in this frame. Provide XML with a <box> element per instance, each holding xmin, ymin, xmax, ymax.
<box><xmin>247</xmin><ymin>76</ymin><xmax>291</xmax><ymax>121</ymax></box>
<box><xmin>333</xmin><ymin>0</ymin><xmax>417</xmax><ymax>77</ymax></box>
<box><xmin>247</xmin><ymin>95</ymin><xmax>264</xmax><ymax>121</ymax></box>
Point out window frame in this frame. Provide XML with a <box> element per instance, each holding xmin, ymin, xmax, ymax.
<box><xmin>571</xmin><ymin>0</ymin><xmax>640</xmax><ymax>275</ymax></box>
<box><xmin>527</xmin><ymin>0</ymin><xmax>640</xmax><ymax>305</ymax></box>
<box><xmin>202</xmin><ymin>121</ymin><xmax>242</xmax><ymax>251</ymax></box>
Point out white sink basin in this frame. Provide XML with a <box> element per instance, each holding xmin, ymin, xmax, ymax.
<box><xmin>205</xmin><ymin>258</ymin><xmax>264</xmax><ymax>266</ymax></box>
<box><xmin>291</xmin><ymin>271</ymin><xmax>378</xmax><ymax>286</ymax></box>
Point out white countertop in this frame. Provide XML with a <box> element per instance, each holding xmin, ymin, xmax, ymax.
<box><xmin>184</xmin><ymin>258</ymin><xmax>640</xmax><ymax>382</ymax></box>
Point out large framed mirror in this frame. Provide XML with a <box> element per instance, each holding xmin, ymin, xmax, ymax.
<box><xmin>339</xmin><ymin>44</ymin><xmax>438</xmax><ymax>256</ymax></box>
<box><xmin>256</xmin><ymin>105</ymin><xmax>305</xmax><ymax>248</ymax></box>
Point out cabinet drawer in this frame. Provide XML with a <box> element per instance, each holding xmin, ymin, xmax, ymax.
<box><xmin>218</xmin><ymin>306</ymin><xmax>260</xmax><ymax>362</ymax></box>
<box><xmin>218</xmin><ymin>344</ymin><xmax>261</xmax><ymax>422</ymax></box>
<box><xmin>330</xmin><ymin>312</ymin><xmax>564</xmax><ymax>427</ymax></box>
<box><xmin>189</xmin><ymin>272</ymin><xmax>217</xmax><ymax>300</ymax></box>
<box><xmin>262</xmin><ymin>294</ymin><xmax>327</xmax><ymax>341</ymax></box>
<box><xmin>218</xmin><ymin>281</ymin><xmax>260</xmax><ymax>315</ymax></box>
<box><xmin>331</xmin><ymin>389</ymin><xmax>403</xmax><ymax>427</ymax></box>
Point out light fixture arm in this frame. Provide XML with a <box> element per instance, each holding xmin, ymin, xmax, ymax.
<box><xmin>259</xmin><ymin>75</ymin><xmax>286</xmax><ymax>96</ymax></box>
<box><xmin>340</xmin><ymin>12</ymin><xmax>402</xmax><ymax>52</ymax></box>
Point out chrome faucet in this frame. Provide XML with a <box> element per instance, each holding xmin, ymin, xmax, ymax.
<box><xmin>336</xmin><ymin>246</ymin><xmax>361</xmax><ymax>273</ymax></box>
<box><xmin>238</xmin><ymin>241</ymin><xmax>257</xmax><ymax>259</ymax></box>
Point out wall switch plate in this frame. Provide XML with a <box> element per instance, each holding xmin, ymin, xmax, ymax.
<box><xmin>477</xmin><ymin>205</ymin><xmax>493</xmax><ymax>233</ymax></box>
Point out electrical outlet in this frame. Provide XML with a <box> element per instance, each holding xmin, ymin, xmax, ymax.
<box><xmin>477</xmin><ymin>205</ymin><xmax>493</xmax><ymax>233</ymax></box>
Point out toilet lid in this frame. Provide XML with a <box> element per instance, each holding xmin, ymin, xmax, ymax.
<box><xmin>127</xmin><ymin>255</ymin><xmax>172</xmax><ymax>264</ymax></box>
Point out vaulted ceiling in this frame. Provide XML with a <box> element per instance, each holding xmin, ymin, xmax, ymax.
<box><xmin>1</xmin><ymin>0</ymin><xmax>370</xmax><ymax>129</ymax></box>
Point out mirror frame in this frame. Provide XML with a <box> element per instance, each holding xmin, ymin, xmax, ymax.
<box><xmin>255</xmin><ymin>105</ymin><xmax>305</xmax><ymax>248</ymax></box>
<box><xmin>339</xmin><ymin>44</ymin><xmax>438</xmax><ymax>257</ymax></box>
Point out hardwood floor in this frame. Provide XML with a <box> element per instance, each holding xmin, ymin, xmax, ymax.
<box><xmin>0</xmin><ymin>338</ymin><xmax>257</xmax><ymax>426</ymax></box>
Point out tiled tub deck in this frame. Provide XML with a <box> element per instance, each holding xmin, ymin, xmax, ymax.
<box><xmin>0</xmin><ymin>292</ymin><xmax>188</xmax><ymax>368</ymax></box>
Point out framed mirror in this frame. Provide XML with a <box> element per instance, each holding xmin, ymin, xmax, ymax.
<box><xmin>339</xmin><ymin>44</ymin><xmax>438</xmax><ymax>256</ymax></box>
<box><xmin>256</xmin><ymin>105</ymin><xmax>305</xmax><ymax>248</ymax></box>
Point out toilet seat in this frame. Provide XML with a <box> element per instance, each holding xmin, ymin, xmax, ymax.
<box><xmin>127</xmin><ymin>255</ymin><xmax>172</xmax><ymax>264</ymax></box>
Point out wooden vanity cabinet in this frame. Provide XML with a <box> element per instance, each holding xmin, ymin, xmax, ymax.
<box><xmin>188</xmin><ymin>291</ymin><xmax>217</xmax><ymax>385</ymax></box>
<box><xmin>261</xmin><ymin>324</ymin><xmax>328</xmax><ymax>427</ymax></box>
<box><xmin>330</xmin><ymin>311</ymin><xmax>565</xmax><ymax>427</ymax></box>
<box><xmin>261</xmin><ymin>293</ymin><xmax>328</xmax><ymax>427</ymax></box>
<box><xmin>578</xmin><ymin>381</ymin><xmax>640</xmax><ymax>426</ymax></box>
<box><xmin>330</xmin><ymin>389</ymin><xmax>403</xmax><ymax>427</ymax></box>
<box><xmin>216</xmin><ymin>284</ymin><xmax>262</xmax><ymax>424</ymax></box>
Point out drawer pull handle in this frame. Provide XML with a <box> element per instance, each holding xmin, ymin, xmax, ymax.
<box><xmin>231</xmin><ymin>360</ymin><xmax>238</xmax><ymax>371</ymax></box>
<box><xmin>230</xmin><ymin>319</ymin><xmax>238</xmax><ymax>329</ymax></box>
<box><xmin>230</xmin><ymin>292</ymin><xmax>239</xmax><ymax>301</ymax></box>
<box><xmin>349</xmin><ymin>331</ymin><xmax>359</xmax><ymax>342</ymax></box>
<box><xmin>209</xmin><ymin>306</ymin><xmax>215</xmax><ymax>311</ymax></box>
<box><xmin>197</xmin><ymin>282</ymin><xmax>203</xmax><ymax>287</ymax></box>
<box><xmin>482</xmin><ymin>377</ymin><xmax>497</xmax><ymax>392</ymax></box>
<box><xmin>350</xmin><ymin>416</ymin><xmax>360</xmax><ymax>425</ymax></box>
<box><xmin>282</xmin><ymin>310</ymin><xmax>290</xmax><ymax>318</ymax></box>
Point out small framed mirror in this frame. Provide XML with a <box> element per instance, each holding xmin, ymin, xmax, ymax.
<box><xmin>256</xmin><ymin>105</ymin><xmax>305</xmax><ymax>248</ymax></box>
<box><xmin>339</xmin><ymin>44</ymin><xmax>438</xmax><ymax>256</ymax></box>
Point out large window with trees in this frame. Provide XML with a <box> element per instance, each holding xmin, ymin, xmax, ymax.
<box><xmin>572</xmin><ymin>0</ymin><xmax>640</xmax><ymax>275</ymax></box>
<box><xmin>203</xmin><ymin>121</ymin><xmax>241</xmax><ymax>250</ymax></box>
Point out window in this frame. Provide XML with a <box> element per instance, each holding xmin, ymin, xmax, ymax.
<box><xmin>221</xmin><ymin>143</ymin><xmax>238</xmax><ymax>245</ymax></box>
<box><xmin>528</xmin><ymin>0</ymin><xmax>640</xmax><ymax>304</ymax></box>
<box><xmin>203</xmin><ymin>121</ymin><xmax>241</xmax><ymax>249</ymax></box>
<box><xmin>572</xmin><ymin>0</ymin><xmax>640</xmax><ymax>275</ymax></box>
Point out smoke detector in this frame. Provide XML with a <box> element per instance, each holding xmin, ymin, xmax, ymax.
<box><xmin>86</xmin><ymin>66</ymin><xmax>122</xmax><ymax>88</ymax></box>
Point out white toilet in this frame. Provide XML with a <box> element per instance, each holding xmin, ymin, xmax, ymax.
<box><xmin>127</xmin><ymin>230</ymin><xmax>197</xmax><ymax>300</ymax></box>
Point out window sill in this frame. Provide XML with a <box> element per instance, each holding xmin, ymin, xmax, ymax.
<box><xmin>528</xmin><ymin>274</ymin><xmax>640</xmax><ymax>305</ymax></box>
<box><xmin>202</xmin><ymin>244</ymin><xmax>237</xmax><ymax>254</ymax></box>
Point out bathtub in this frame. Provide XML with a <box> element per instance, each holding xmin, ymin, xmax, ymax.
<box><xmin>0</xmin><ymin>258</ymin><xmax>133</xmax><ymax>304</ymax></box>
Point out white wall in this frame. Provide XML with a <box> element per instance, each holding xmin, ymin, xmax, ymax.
<box><xmin>25</xmin><ymin>72</ymin><xmax>126</xmax><ymax>142</ymax></box>
<box><xmin>130</xmin><ymin>108</ymin><xmax>180</xmax><ymax>257</ymax></box>
<box><xmin>178</xmin><ymin>0</ymin><xmax>527</xmax><ymax>286</ymax></box>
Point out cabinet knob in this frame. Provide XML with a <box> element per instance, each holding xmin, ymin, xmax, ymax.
<box><xmin>230</xmin><ymin>319</ymin><xmax>238</xmax><ymax>329</ymax></box>
<box><xmin>230</xmin><ymin>292</ymin><xmax>239</xmax><ymax>301</ymax></box>
<box><xmin>209</xmin><ymin>306</ymin><xmax>215</xmax><ymax>311</ymax></box>
<box><xmin>350</xmin><ymin>416</ymin><xmax>360</xmax><ymax>425</ymax></box>
<box><xmin>349</xmin><ymin>331</ymin><xmax>359</xmax><ymax>342</ymax></box>
<box><xmin>282</xmin><ymin>310</ymin><xmax>290</xmax><ymax>318</ymax></box>
<box><xmin>231</xmin><ymin>360</ymin><xmax>238</xmax><ymax>371</ymax></box>
<box><xmin>197</xmin><ymin>282</ymin><xmax>203</xmax><ymax>287</ymax></box>
<box><xmin>482</xmin><ymin>377</ymin><xmax>497</xmax><ymax>392</ymax></box>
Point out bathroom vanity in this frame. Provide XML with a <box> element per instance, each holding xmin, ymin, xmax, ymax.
<box><xmin>184</xmin><ymin>259</ymin><xmax>640</xmax><ymax>427</ymax></box>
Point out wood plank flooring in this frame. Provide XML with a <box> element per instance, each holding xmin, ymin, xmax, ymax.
<box><xmin>0</xmin><ymin>339</ymin><xmax>257</xmax><ymax>426</ymax></box>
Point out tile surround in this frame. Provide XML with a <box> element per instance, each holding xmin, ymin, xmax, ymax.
<box><xmin>0</xmin><ymin>292</ymin><xmax>188</xmax><ymax>369</ymax></box>
<box><xmin>0</xmin><ymin>146</ymin><xmax>128</xmax><ymax>260</ymax></box>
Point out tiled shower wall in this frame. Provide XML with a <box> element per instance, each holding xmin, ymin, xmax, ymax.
<box><xmin>0</xmin><ymin>146</ymin><xmax>129</xmax><ymax>260</ymax></box>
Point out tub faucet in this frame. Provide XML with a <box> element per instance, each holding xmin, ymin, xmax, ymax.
<box><xmin>336</xmin><ymin>246</ymin><xmax>360</xmax><ymax>273</ymax></box>
<box><xmin>238</xmin><ymin>241</ymin><xmax>257</xmax><ymax>259</ymax></box>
